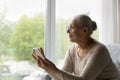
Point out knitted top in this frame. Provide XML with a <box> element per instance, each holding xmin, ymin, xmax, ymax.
<box><xmin>49</xmin><ymin>42</ymin><xmax>120</xmax><ymax>80</ymax></box>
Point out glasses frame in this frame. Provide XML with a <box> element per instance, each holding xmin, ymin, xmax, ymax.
<box><xmin>66</xmin><ymin>25</ymin><xmax>81</xmax><ymax>31</ymax></box>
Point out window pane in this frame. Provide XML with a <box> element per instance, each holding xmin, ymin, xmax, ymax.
<box><xmin>0</xmin><ymin>0</ymin><xmax>45</xmax><ymax>80</ymax></box>
<box><xmin>55</xmin><ymin>0</ymin><xmax>101</xmax><ymax>67</ymax></box>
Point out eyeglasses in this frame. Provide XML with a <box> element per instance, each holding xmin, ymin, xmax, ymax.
<box><xmin>66</xmin><ymin>25</ymin><xmax>80</xmax><ymax>31</ymax></box>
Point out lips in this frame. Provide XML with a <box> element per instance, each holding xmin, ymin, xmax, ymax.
<box><xmin>69</xmin><ymin>34</ymin><xmax>73</xmax><ymax>38</ymax></box>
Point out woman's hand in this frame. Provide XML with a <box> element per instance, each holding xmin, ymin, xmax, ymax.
<box><xmin>32</xmin><ymin>48</ymin><xmax>58</xmax><ymax>73</ymax></box>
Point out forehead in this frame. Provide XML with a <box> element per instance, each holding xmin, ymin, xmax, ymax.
<box><xmin>69</xmin><ymin>17</ymin><xmax>78</xmax><ymax>25</ymax></box>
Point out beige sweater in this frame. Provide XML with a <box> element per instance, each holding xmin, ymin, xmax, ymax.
<box><xmin>48</xmin><ymin>42</ymin><xmax>120</xmax><ymax>80</ymax></box>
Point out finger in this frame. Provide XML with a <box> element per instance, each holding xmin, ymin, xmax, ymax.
<box><xmin>37</xmin><ymin>56</ymin><xmax>47</xmax><ymax>68</ymax></box>
<box><xmin>32</xmin><ymin>51</ymin><xmax>36</xmax><ymax>55</ymax></box>
<box><xmin>37</xmin><ymin>59</ymin><xmax>43</xmax><ymax>67</ymax></box>
<box><xmin>38</xmin><ymin>56</ymin><xmax>45</xmax><ymax>62</ymax></box>
<box><xmin>40</xmin><ymin>47</ymin><xmax>44</xmax><ymax>54</ymax></box>
<box><xmin>32</xmin><ymin>53</ymin><xmax>38</xmax><ymax>60</ymax></box>
<box><xmin>44</xmin><ymin>58</ymin><xmax>52</xmax><ymax>64</ymax></box>
<box><xmin>32</xmin><ymin>54</ymin><xmax>37</xmax><ymax>60</ymax></box>
<box><xmin>33</xmin><ymin>52</ymin><xmax>45</xmax><ymax>63</ymax></box>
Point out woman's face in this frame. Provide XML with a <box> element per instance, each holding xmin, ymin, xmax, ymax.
<box><xmin>67</xmin><ymin>18</ymin><xmax>84</xmax><ymax>42</ymax></box>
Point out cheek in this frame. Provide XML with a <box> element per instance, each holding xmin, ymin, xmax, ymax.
<box><xmin>72</xmin><ymin>30</ymin><xmax>80</xmax><ymax>38</ymax></box>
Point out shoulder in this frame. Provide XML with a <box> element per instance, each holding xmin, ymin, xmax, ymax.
<box><xmin>94</xmin><ymin>42</ymin><xmax>109</xmax><ymax>53</ymax></box>
<box><xmin>90</xmin><ymin>42</ymin><xmax>111</xmax><ymax>61</ymax></box>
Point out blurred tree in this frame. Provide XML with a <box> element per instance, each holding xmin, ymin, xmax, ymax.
<box><xmin>9</xmin><ymin>15</ymin><xmax>44</xmax><ymax>61</ymax></box>
<box><xmin>0</xmin><ymin>6</ymin><xmax>13</xmax><ymax>62</ymax></box>
<box><xmin>0</xmin><ymin>25</ymin><xmax>13</xmax><ymax>55</ymax></box>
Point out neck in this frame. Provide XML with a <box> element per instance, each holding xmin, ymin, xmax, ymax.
<box><xmin>76</xmin><ymin>37</ymin><xmax>95</xmax><ymax>50</ymax></box>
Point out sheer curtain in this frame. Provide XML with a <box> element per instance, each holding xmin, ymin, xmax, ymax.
<box><xmin>100</xmin><ymin>0</ymin><xmax>120</xmax><ymax>44</ymax></box>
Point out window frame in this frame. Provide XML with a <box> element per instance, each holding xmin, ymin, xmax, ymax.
<box><xmin>45</xmin><ymin>0</ymin><xmax>56</xmax><ymax>62</ymax></box>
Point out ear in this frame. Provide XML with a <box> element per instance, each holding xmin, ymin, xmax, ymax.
<box><xmin>83</xmin><ymin>27</ymin><xmax>89</xmax><ymax>33</ymax></box>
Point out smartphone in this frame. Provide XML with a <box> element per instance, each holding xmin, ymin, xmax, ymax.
<box><xmin>33</xmin><ymin>48</ymin><xmax>45</xmax><ymax>60</ymax></box>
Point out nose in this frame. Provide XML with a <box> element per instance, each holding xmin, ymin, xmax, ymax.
<box><xmin>67</xmin><ymin>28</ymin><xmax>70</xmax><ymax>33</ymax></box>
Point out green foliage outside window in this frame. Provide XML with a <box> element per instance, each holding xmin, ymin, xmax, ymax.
<box><xmin>9</xmin><ymin>15</ymin><xmax>44</xmax><ymax>61</ymax></box>
<box><xmin>0</xmin><ymin>14</ymin><xmax>99</xmax><ymax>62</ymax></box>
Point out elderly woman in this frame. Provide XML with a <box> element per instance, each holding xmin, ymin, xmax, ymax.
<box><xmin>32</xmin><ymin>14</ymin><xmax>120</xmax><ymax>80</ymax></box>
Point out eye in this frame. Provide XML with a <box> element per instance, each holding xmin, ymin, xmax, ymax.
<box><xmin>66</xmin><ymin>25</ymin><xmax>76</xmax><ymax>30</ymax></box>
<box><xmin>71</xmin><ymin>25</ymin><xmax>76</xmax><ymax>29</ymax></box>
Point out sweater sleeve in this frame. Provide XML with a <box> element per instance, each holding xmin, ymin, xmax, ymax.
<box><xmin>51</xmin><ymin>47</ymin><xmax>74</xmax><ymax>80</ymax></box>
<box><xmin>49</xmin><ymin>45</ymin><xmax>112</xmax><ymax>80</ymax></box>
<box><xmin>62</xmin><ymin>48</ymin><xmax>73</xmax><ymax>73</ymax></box>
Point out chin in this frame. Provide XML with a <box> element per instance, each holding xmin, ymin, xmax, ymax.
<box><xmin>69</xmin><ymin>38</ymin><xmax>75</xmax><ymax>42</ymax></box>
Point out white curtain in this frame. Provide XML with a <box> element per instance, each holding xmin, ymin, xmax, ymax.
<box><xmin>100</xmin><ymin>0</ymin><xmax>120</xmax><ymax>44</ymax></box>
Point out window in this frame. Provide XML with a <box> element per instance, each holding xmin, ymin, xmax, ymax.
<box><xmin>0</xmin><ymin>0</ymin><xmax>46</xmax><ymax>80</ymax></box>
<box><xmin>55</xmin><ymin>0</ymin><xmax>102</xmax><ymax>67</ymax></box>
<box><xmin>0</xmin><ymin>0</ymin><xmax>102</xmax><ymax>79</ymax></box>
